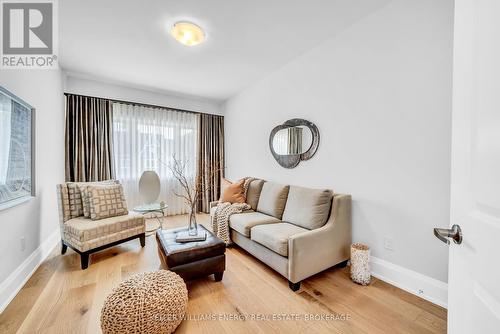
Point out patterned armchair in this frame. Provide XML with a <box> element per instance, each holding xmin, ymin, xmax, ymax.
<box><xmin>56</xmin><ymin>182</ymin><xmax>146</xmax><ymax>269</ymax></box>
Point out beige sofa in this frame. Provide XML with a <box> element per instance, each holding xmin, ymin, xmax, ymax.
<box><xmin>210</xmin><ymin>179</ymin><xmax>351</xmax><ymax>291</ymax></box>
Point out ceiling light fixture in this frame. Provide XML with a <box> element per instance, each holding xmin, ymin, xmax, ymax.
<box><xmin>170</xmin><ymin>21</ymin><xmax>205</xmax><ymax>46</ymax></box>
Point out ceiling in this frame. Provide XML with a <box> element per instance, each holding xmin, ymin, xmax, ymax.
<box><xmin>60</xmin><ymin>0</ymin><xmax>388</xmax><ymax>101</ymax></box>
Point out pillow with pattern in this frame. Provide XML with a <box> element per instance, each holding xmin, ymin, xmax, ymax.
<box><xmin>88</xmin><ymin>184</ymin><xmax>128</xmax><ymax>220</ymax></box>
<box><xmin>66</xmin><ymin>180</ymin><xmax>118</xmax><ymax>218</ymax></box>
<box><xmin>79</xmin><ymin>180</ymin><xmax>120</xmax><ymax>218</ymax></box>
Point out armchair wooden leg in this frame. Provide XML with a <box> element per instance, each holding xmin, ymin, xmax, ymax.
<box><xmin>61</xmin><ymin>241</ymin><xmax>67</xmax><ymax>255</ymax></box>
<box><xmin>289</xmin><ymin>280</ymin><xmax>301</xmax><ymax>291</ymax></box>
<box><xmin>81</xmin><ymin>253</ymin><xmax>89</xmax><ymax>270</ymax></box>
<box><xmin>139</xmin><ymin>233</ymin><xmax>146</xmax><ymax>247</ymax></box>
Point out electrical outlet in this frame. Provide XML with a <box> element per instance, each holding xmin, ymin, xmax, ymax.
<box><xmin>383</xmin><ymin>237</ymin><xmax>394</xmax><ymax>251</ymax></box>
<box><xmin>20</xmin><ymin>237</ymin><xmax>26</xmax><ymax>251</ymax></box>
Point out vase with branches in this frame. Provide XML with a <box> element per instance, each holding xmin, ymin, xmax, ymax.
<box><xmin>168</xmin><ymin>155</ymin><xmax>223</xmax><ymax>236</ymax></box>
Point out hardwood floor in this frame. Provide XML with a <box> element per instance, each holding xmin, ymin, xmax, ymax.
<box><xmin>0</xmin><ymin>214</ymin><xmax>446</xmax><ymax>334</ymax></box>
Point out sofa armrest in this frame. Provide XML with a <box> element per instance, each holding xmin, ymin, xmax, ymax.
<box><xmin>288</xmin><ymin>194</ymin><xmax>352</xmax><ymax>283</ymax></box>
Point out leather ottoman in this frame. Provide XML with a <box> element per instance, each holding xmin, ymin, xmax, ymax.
<box><xmin>156</xmin><ymin>225</ymin><xmax>226</xmax><ymax>281</ymax></box>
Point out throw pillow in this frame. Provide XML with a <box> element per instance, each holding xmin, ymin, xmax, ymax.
<box><xmin>67</xmin><ymin>182</ymin><xmax>85</xmax><ymax>218</ymax></box>
<box><xmin>219</xmin><ymin>178</ymin><xmax>246</xmax><ymax>204</ymax></box>
<box><xmin>79</xmin><ymin>180</ymin><xmax>119</xmax><ymax>218</ymax></box>
<box><xmin>67</xmin><ymin>180</ymin><xmax>118</xmax><ymax>218</ymax></box>
<box><xmin>220</xmin><ymin>178</ymin><xmax>231</xmax><ymax>198</ymax></box>
<box><xmin>88</xmin><ymin>184</ymin><xmax>128</xmax><ymax>220</ymax></box>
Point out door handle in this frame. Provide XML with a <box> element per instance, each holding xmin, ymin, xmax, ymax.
<box><xmin>434</xmin><ymin>224</ymin><xmax>463</xmax><ymax>245</ymax></box>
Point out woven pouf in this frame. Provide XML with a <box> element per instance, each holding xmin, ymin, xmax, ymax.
<box><xmin>101</xmin><ymin>270</ymin><xmax>188</xmax><ymax>334</ymax></box>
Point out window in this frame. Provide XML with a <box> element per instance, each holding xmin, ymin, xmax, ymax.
<box><xmin>0</xmin><ymin>86</ymin><xmax>34</xmax><ymax>208</ymax></box>
<box><xmin>112</xmin><ymin>102</ymin><xmax>198</xmax><ymax>215</ymax></box>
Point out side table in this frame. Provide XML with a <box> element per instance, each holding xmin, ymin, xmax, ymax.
<box><xmin>133</xmin><ymin>203</ymin><xmax>168</xmax><ymax>235</ymax></box>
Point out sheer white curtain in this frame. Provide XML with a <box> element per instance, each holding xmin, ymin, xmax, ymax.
<box><xmin>113</xmin><ymin>102</ymin><xmax>198</xmax><ymax>215</ymax></box>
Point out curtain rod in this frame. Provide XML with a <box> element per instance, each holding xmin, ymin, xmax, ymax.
<box><xmin>63</xmin><ymin>92</ymin><xmax>223</xmax><ymax>118</ymax></box>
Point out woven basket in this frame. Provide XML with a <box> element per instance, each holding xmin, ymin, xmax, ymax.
<box><xmin>350</xmin><ymin>243</ymin><xmax>371</xmax><ymax>285</ymax></box>
<box><xmin>101</xmin><ymin>270</ymin><xmax>188</xmax><ymax>334</ymax></box>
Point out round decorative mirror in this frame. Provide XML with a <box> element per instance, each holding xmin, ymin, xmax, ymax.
<box><xmin>269</xmin><ymin>119</ymin><xmax>320</xmax><ymax>168</ymax></box>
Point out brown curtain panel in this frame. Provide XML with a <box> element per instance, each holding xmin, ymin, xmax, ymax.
<box><xmin>197</xmin><ymin>114</ymin><xmax>224</xmax><ymax>213</ymax></box>
<box><xmin>65</xmin><ymin>94</ymin><xmax>115</xmax><ymax>182</ymax></box>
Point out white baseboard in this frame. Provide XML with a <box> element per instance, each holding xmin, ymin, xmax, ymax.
<box><xmin>0</xmin><ymin>229</ymin><xmax>60</xmax><ymax>313</ymax></box>
<box><xmin>370</xmin><ymin>256</ymin><xmax>448</xmax><ymax>308</ymax></box>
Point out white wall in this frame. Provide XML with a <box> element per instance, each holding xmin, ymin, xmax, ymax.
<box><xmin>0</xmin><ymin>70</ymin><xmax>65</xmax><ymax>310</ymax></box>
<box><xmin>225</xmin><ymin>0</ymin><xmax>453</xmax><ymax>285</ymax></box>
<box><xmin>64</xmin><ymin>74</ymin><xmax>223</xmax><ymax>115</ymax></box>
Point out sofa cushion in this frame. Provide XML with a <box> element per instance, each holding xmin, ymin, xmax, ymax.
<box><xmin>246</xmin><ymin>179</ymin><xmax>265</xmax><ymax>210</ymax></box>
<box><xmin>251</xmin><ymin>223</ymin><xmax>308</xmax><ymax>257</ymax></box>
<box><xmin>64</xmin><ymin>212</ymin><xmax>144</xmax><ymax>242</ymax></box>
<box><xmin>229</xmin><ymin>212</ymin><xmax>280</xmax><ymax>237</ymax></box>
<box><xmin>282</xmin><ymin>186</ymin><xmax>333</xmax><ymax>230</ymax></box>
<box><xmin>256</xmin><ymin>182</ymin><xmax>290</xmax><ymax>219</ymax></box>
